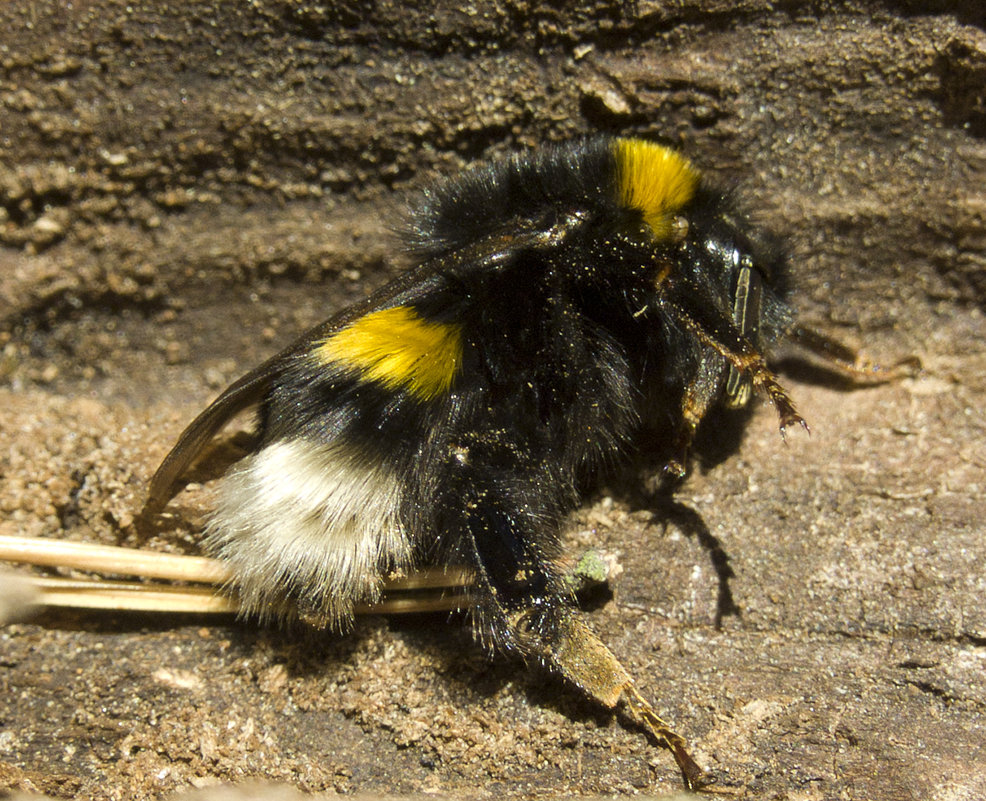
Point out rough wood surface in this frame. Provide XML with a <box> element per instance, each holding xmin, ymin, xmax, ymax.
<box><xmin>1</xmin><ymin>1</ymin><xmax>983</xmax><ymax>799</ymax></box>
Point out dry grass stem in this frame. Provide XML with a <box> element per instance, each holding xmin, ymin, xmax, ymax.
<box><xmin>0</xmin><ymin>535</ymin><xmax>473</xmax><ymax>615</ymax></box>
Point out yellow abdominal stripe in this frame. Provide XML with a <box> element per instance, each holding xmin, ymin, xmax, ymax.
<box><xmin>613</xmin><ymin>138</ymin><xmax>700</xmax><ymax>240</ymax></box>
<box><xmin>316</xmin><ymin>306</ymin><xmax>463</xmax><ymax>400</ymax></box>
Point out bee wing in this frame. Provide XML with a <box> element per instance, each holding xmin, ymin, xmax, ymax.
<box><xmin>143</xmin><ymin>216</ymin><xmax>581</xmax><ymax>515</ymax></box>
<box><xmin>143</xmin><ymin>280</ymin><xmax>407</xmax><ymax>515</ymax></box>
<box><xmin>144</xmin><ymin>355</ymin><xmax>278</xmax><ymax>515</ymax></box>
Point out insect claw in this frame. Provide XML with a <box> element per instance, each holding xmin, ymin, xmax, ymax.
<box><xmin>622</xmin><ymin>686</ymin><xmax>710</xmax><ymax>791</ymax></box>
<box><xmin>778</xmin><ymin>412</ymin><xmax>810</xmax><ymax>441</ymax></box>
<box><xmin>673</xmin><ymin>742</ymin><xmax>716</xmax><ymax>792</ymax></box>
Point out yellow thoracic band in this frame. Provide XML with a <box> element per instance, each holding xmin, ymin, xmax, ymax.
<box><xmin>315</xmin><ymin>305</ymin><xmax>463</xmax><ymax>400</ymax></box>
<box><xmin>613</xmin><ymin>138</ymin><xmax>700</xmax><ymax>240</ymax></box>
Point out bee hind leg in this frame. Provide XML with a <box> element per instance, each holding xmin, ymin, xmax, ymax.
<box><xmin>453</xmin><ymin>484</ymin><xmax>710</xmax><ymax>790</ymax></box>
<box><xmin>517</xmin><ymin>606</ymin><xmax>712</xmax><ymax>791</ymax></box>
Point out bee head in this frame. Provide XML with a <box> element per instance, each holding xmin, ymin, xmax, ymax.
<box><xmin>677</xmin><ymin>198</ymin><xmax>791</xmax><ymax>407</ymax></box>
<box><xmin>610</xmin><ymin>137</ymin><xmax>792</xmax><ymax>411</ymax></box>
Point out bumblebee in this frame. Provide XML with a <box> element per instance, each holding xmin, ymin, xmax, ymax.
<box><xmin>144</xmin><ymin>137</ymin><xmax>894</xmax><ymax>789</ymax></box>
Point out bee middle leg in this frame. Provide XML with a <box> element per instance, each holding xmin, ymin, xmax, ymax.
<box><xmin>788</xmin><ymin>323</ymin><xmax>921</xmax><ymax>381</ymax></box>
